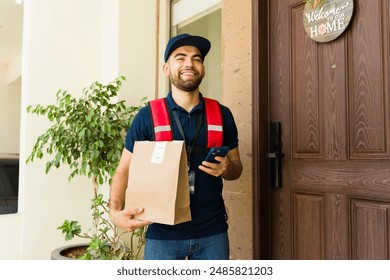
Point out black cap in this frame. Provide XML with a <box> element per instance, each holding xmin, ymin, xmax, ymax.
<box><xmin>164</xmin><ymin>33</ymin><xmax>211</xmax><ymax>62</ymax></box>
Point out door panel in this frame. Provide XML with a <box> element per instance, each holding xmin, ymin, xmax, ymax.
<box><xmin>348</xmin><ymin>0</ymin><xmax>389</xmax><ymax>158</ymax></box>
<box><xmin>269</xmin><ymin>0</ymin><xmax>390</xmax><ymax>259</ymax></box>
<box><xmin>351</xmin><ymin>199</ymin><xmax>390</xmax><ymax>259</ymax></box>
<box><xmin>292</xmin><ymin>193</ymin><xmax>325</xmax><ymax>259</ymax></box>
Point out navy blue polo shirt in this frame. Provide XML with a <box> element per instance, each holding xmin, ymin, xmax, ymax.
<box><xmin>125</xmin><ymin>92</ymin><xmax>239</xmax><ymax>240</ymax></box>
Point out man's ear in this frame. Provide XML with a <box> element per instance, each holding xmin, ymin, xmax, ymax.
<box><xmin>162</xmin><ymin>62</ymin><xmax>169</xmax><ymax>76</ymax></box>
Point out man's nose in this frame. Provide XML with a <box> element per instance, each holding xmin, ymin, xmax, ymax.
<box><xmin>184</xmin><ymin>58</ymin><xmax>194</xmax><ymax>67</ymax></box>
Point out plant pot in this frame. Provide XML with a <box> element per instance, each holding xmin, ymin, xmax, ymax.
<box><xmin>51</xmin><ymin>243</ymin><xmax>89</xmax><ymax>260</ymax></box>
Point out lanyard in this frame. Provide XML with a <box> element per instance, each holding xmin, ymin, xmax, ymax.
<box><xmin>171</xmin><ymin>109</ymin><xmax>203</xmax><ymax>165</ymax></box>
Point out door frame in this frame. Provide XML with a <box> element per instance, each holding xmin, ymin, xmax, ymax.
<box><xmin>252</xmin><ymin>0</ymin><xmax>271</xmax><ymax>259</ymax></box>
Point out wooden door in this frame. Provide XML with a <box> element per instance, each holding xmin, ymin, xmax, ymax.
<box><xmin>266</xmin><ymin>0</ymin><xmax>390</xmax><ymax>259</ymax></box>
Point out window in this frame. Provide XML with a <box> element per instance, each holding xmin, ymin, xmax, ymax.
<box><xmin>0</xmin><ymin>155</ymin><xmax>19</xmax><ymax>214</ymax></box>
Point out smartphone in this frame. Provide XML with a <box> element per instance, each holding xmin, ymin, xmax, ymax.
<box><xmin>204</xmin><ymin>146</ymin><xmax>229</xmax><ymax>163</ymax></box>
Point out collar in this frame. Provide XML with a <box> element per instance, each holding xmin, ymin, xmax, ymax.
<box><xmin>166</xmin><ymin>92</ymin><xmax>204</xmax><ymax>114</ymax></box>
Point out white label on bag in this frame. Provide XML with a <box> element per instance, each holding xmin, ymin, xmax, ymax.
<box><xmin>150</xmin><ymin>142</ymin><xmax>166</xmax><ymax>164</ymax></box>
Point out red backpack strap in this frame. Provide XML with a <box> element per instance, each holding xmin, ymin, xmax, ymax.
<box><xmin>149</xmin><ymin>98</ymin><xmax>173</xmax><ymax>141</ymax></box>
<box><xmin>204</xmin><ymin>98</ymin><xmax>223</xmax><ymax>148</ymax></box>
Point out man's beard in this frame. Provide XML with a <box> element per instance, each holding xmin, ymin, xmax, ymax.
<box><xmin>169</xmin><ymin>70</ymin><xmax>203</xmax><ymax>92</ymax></box>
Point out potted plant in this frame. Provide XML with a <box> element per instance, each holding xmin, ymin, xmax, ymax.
<box><xmin>26</xmin><ymin>76</ymin><xmax>146</xmax><ymax>260</ymax></box>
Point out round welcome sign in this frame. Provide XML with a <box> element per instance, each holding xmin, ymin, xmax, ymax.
<box><xmin>303</xmin><ymin>0</ymin><xmax>354</xmax><ymax>43</ymax></box>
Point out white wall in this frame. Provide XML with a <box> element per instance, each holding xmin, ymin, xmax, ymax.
<box><xmin>18</xmin><ymin>0</ymin><xmax>106</xmax><ymax>259</ymax></box>
<box><xmin>0</xmin><ymin>213</ymin><xmax>21</xmax><ymax>259</ymax></box>
<box><xmin>118</xmin><ymin>0</ymin><xmax>169</xmax><ymax>103</ymax></box>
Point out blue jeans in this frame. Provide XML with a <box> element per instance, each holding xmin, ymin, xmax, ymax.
<box><xmin>144</xmin><ymin>231</ymin><xmax>229</xmax><ymax>260</ymax></box>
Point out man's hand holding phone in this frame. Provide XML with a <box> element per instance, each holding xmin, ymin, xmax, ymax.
<box><xmin>203</xmin><ymin>146</ymin><xmax>229</xmax><ymax>163</ymax></box>
<box><xmin>199</xmin><ymin>146</ymin><xmax>230</xmax><ymax>177</ymax></box>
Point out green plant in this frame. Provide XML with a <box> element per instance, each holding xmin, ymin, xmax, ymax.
<box><xmin>56</xmin><ymin>194</ymin><xmax>146</xmax><ymax>260</ymax></box>
<box><xmin>26</xmin><ymin>76</ymin><xmax>146</xmax><ymax>260</ymax></box>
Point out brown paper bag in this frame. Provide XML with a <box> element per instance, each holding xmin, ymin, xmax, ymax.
<box><xmin>125</xmin><ymin>140</ymin><xmax>191</xmax><ymax>225</ymax></box>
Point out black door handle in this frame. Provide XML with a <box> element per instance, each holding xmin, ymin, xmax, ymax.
<box><xmin>267</xmin><ymin>122</ymin><xmax>285</xmax><ymax>188</ymax></box>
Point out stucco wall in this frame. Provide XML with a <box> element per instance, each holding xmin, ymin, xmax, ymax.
<box><xmin>222</xmin><ymin>0</ymin><xmax>253</xmax><ymax>259</ymax></box>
